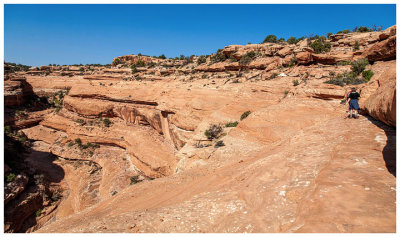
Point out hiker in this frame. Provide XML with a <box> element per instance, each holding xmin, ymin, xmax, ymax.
<box><xmin>346</xmin><ymin>87</ymin><xmax>361</xmax><ymax>118</ymax></box>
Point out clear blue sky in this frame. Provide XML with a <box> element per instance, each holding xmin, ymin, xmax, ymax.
<box><xmin>5</xmin><ymin>4</ymin><xmax>396</xmax><ymax>66</ymax></box>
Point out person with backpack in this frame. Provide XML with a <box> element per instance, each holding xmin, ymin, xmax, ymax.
<box><xmin>346</xmin><ymin>87</ymin><xmax>361</xmax><ymax>118</ymax></box>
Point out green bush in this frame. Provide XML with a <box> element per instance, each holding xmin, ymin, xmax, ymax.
<box><xmin>204</xmin><ymin>124</ymin><xmax>223</xmax><ymax>140</ymax></box>
<box><xmin>353</xmin><ymin>41</ymin><xmax>360</xmax><ymax>51</ymax></box>
<box><xmin>112</xmin><ymin>58</ymin><xmax>121</xmax><ymax>66</ymax></box>
<box><xmin>68</xmin><ymin>141</ymin><xmax>74</xmax><ymax>147</ymax></box>
<box><xmin>357</xmin><ymin>26</ymin><xmax>372</xmax><ymax>32</ymax></box>
<box><xmin>326</xmin><ymin>32</ymin><xmax>333</xmax><ymax>38</ymax></box>
<box><xmin>76</xmin><ymin>119</ymin><xmax>85</xmax><ymax>125</ymax></box>
<box><xmin>36</xmin><ymin>209</ymin><xmax>42</xmax><ymax>217</ymax></box>
<box><xmin>337</xmin><ymin>29</ymin><xmax>350</xmax><ymax>34</ymax></box>
<box><xmin>362</xmin><ymin>70</ymin><xmax>374</xmax><ymax>82</ymax></box>
<box><xmin>336</xmin><ymin>60</ymin><xmax>351</xmax><ymax>66</ymax></box>
<box><xmin>310</xmin><ymin>37</ymin><xmax>331</xmax><ymax>53</ymax></box>
<box><xmin>351</xmin><ymin>58</ymin><xmax>369</xmax><ymax>75</ymax></box>
<box><xmin>7</xmin><ymin>173</ymin><xmax>16</xmax><ymax>182</ymax></box>
<box><xmin>324</xmin><ymin>72</ymin><xmax>367</xmax><ymax>86</ymax></box>
<box><xmin>130</xmin><ymin>65</ymin><xmax>138</xmax><ymax>74</ymax></box>
<box><xmin>158</xmin><ymin>54</ymin><xmax>166</xmax><ymax>59</ymax></box>
<box><xmin>214</xmin><ymin>140</ymin><xmax>225</xmax><ymax>148</ymax></box>
<box><xmin>239</xmin><ymin>51</ymin><xmax>256</xmax><ymax>65</ymax></box>
<box><xmin>287</xmin><ymin>37</ymin><xmax>298</xmax><ymax>44</ymax></box>
<box><xmin>135</xmin><ymin>60</ymin><xmax>146</xmax><ymax>67</ymax></box>
<box><xmin>293</xmin><ymin>80</ymin><xmax>300</xmax><ymax>86</ymax></box>
<box><xmin>225</xmin><ymin>121</ymin><xmax>238</xmax><ymax>127</ymax></box>
<box><xmin>240</xmin><ymin>111</ymin><xmax>251</xmax><ymax>121</ymax></box>
<box><xmin>103</xmin><ymin>118</ymin><xmax>112</xmax><ymax>127</ymax></box>
<box><xmin>197</xmin><ymin>55</ymin><xmax>207</xmax><ymax>65</ymax></box>
<box><xmin>262</xmin><ymin>35</ymin><xmax>277</xmax><ymax>43</ymax></box>
<box><xmin>74</xmin><ymin>138</ymin><xmax>82</xmax><ymax>146</ymax></box>
<box><xmin>210</xmin><ymin>49</ymin><xmax>228</xmax><ymax>63</ymax></box>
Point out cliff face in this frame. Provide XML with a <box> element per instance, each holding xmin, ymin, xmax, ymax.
<box><xmin>4</xmin><ymin>26</ymin><xmax>396</xmax><ymax>233</ymax></box>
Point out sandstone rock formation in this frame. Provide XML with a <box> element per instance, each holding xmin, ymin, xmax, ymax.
<box><xmin>3</xmin><ymin>25</ymin><xmax>396</xmax><ymax>233</ymax></box>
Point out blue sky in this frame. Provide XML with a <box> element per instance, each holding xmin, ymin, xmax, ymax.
<box><xmin>4</xmin><ymin>4</ymin><xmax>396</xmax><ymax>66</ymax></box>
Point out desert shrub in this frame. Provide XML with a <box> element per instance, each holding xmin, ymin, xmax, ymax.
<box><xmin>74</xmin><ymin>138</ymin><xmax>82</xmax><ymax>146</ymax></box>
<box><xmin>353</xmin><ymin>41</ymin><xmax>360</xmax><ymax>51</ymax></box>
<box><xmin>68</xmin><ymin>141</ymin><xmax>74</xmax><ymax>147</ymax></box>
<box><xmin>225</xmin><ymin>121</ymin><xmax>238</xmax><ymax>127</ymax></box>
<box><xmin>269</xmin><ymin>73</ymin><xmax>278</xmax><ymax>80</ymax></box>
<box><xmin>351</xmin><ymin>58</ymin><xmax>369</xmax><ymax>75</ymax></box>
<box><xmin>287</xmin><ymin>37</ymin><xmax>298</xmax><ymax>44</ymax></box>
<box><xmin>112</xmin><ymin>58</ymin><xmax>121</xmax><ymax>66</ymax></box>
<box><xmin>262</xmin><ymin>35</ymin><xmax>277</xmax><ymax>43</ymax></box>
<box><xmin>284</xmin><ymin>90</ymin><xmax>289</xmax><ymax>97</ymax></box>
<box><xmin>310</xmin><ymin>37</ymin><xmax>331</xmax><ymax>53</ymax></box>
<box><xmin>36</xmin><ymin>209</ymin><xmax>42</xmax><ymax>217</ymax></box>
<box><xmin>357</xmin><ymin>26</ymin><xmax>372</xmax><ymax>32</ymax></box>
<box><xmin>79</xmin><ymin>67</ymin><xmax>84</xmax><ymax>72</ymax></box>
<box><xmin>210</xmin><ymin>49</ymin><xmax>228</xmax><ymax>63</ymax></box>
<box><xmin>204</xmin><ymin>124</ymin><xmax>223</xmax><ymax>140</ymax></box>
<box><xmin>130</xmin><ymin>65</ymin><xmax>138</xmax><ymax>74</ymax></box>
<box><xmin>214</xmin><ymin>140</ymin><xmax>225</xmax><ymax>148</ymax></box>
<box><xmin>135</xmin><ymin>60</ymin><xmax>146</xmax><ymax>67</ymax></box>
<box><xmin>337</xmin><ymin>29</ymin><xmax>350</xmax><ymax>34</ymax></box>
<box><xmin>362</xmin><ymin>70</ymin><xmax>374</xmax><ymax>82</ymax></box>
<box><xmin>293</xmin><ymin>80</ymin><xmax>300</xmax><ymax>86</ymax></box>
<box><xmin>147</xmin><ymin>62</ymin><xmax>156</xmax><ymax>68</ymax></box>
<box><xmin>130</xmin><ymin>175</ymin><xmax>142</xmax><ymax>185</ymax></box>
<box><xmin>197</xmin><ymin>55</ymin><xmax>207</xmax><ymax>65</ymax></box>
<box><xmin>240</xmin><ymin>111</ymin><xmax>251</xmax><ymax>120</ymax></box>
<box><xmin>326</xmin><ymin>32</ymin><xmax>333</xmax><ymax>38</ymax></box>
<box><xmin>103</xmin><ymin>118</ymin><xmax>112</xmax><ymax>127</ymax></box>
<box><xmin>324</xmin><ymin>72</ymin><xmax>367</xmax><ymax>86</ymax></box>
<box><xmin>7</xmin><ymin>173</ymin><xmax>16</xmax><ymax>182</ymax></box>
<box><xmin>76</xmin><ymin>119</ymin><xmax>85</xmax><ymax>125</ymax></box>
<box><xmin>336</xmin><ymin>60</ymin><xmax>351</xmax><ymax>66</ymax></box>
<box><xmin>111</xmin><ymin>191</ymin><xmax>118</xmax><ymax>196</ymax></box>
<box><xmin>239</xmin><ymin>51</ymin><xmax>256</xmax><ymax>65</ymax></box>
<box><xmin>158</xmin><ymin>54</ymin><xmax>166</xmax><ymax>59</ymax></box>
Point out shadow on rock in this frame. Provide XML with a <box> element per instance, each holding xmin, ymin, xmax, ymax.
<box><xmin>365</xmin><ymin>115</ymin><xmax>396</xmax><ymax>177</ymax></box>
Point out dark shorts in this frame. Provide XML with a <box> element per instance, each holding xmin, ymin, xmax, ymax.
<box><xmin>349</xmin><ymin>99</ymin><xmax>360</xmax><ymax>110</ymax></box>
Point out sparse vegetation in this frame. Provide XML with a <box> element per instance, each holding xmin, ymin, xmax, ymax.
<box><xmin>240</xmin><ymin>111</ymin><xmax>251</xmax><ymax>121</ymax></box>
<box><xmin>337</xmin><ymin>29</ymin><xmax>350</xmax><ymax>34</ymax></box>
<box><xmin>336</xmin><ymin>60</ymin><xmax>351</xmax><ymax>66</ymax></box>
<box><xmin>262</xmin><ymin>35</ymin><xmax>277</xmax><ymax>43</ymax></box>
<box><xmin>310</xmin><ymin>36</ymin><xmax>331</xmax><ymax>53</ymax></box>
<box><xmin>225</xmin><ymin>121</ymin><xmax>238</xmax><ymax>127</ymax></box>
<box><xmin>239</xmin><ymin>51</ymin><xmax>256</xmax><ymax>65</ymax></box>
<box><xmin>204</xmin><ymin>124</ymin><xmax>223</xmax><ymax>140</ymax></box>
<box><xmin>214</xmin><ymin>140</ymin><xmax>225</xmax><ymax>148</ymax></box>
<box><xmin>6</xmin><ymin>173</ymin><xmax>16</xmax><ymax>182</ymax></box>
<box><xmin>351</xmin><ymin>58</ymin><xmax>369</xmax><ymax>75</ymax></box>
<box><xmin>36</xmin><ymin>209</ymin><xmax>42</xmax><ymax>217</ymax></box>
<box><xmin>130</xmin><ymin>176</ymin><xmax>142</xmax><ymax>185</ymax></box>
<box><xmin>210</xmin><ymin>49</ymin><xmax>228</xmax><ymax>63</ymax></box>
<box><xmin>103</xmin><ymin>118</ymin><xmax>112</xmax><ymax>127</ymax></box>
<box><xmin>362</xmin><ymin>70</ymin><xmax>374</xmax><ymax>82</ymax></box>
<box><xmin>353</xmin><ymin>41</ymin><xmax>360</xmax><ymax>51</ymax></box>
<box><xmin>292</xmin><ymin>80</ymin><xmax>300</xmax><ymax>86</ymax></box>
<box><xmin>197</xmin><ymin>55</ymin><xmax>207</xmax><ymax>65</ymax></box>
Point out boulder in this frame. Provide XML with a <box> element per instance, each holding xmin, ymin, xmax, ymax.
<box><xmin>296</xmin><ymin>51</ymin><xmax>313</xmax><ymax>65</ymax></box>
<box><xmin>362</xmin><ymin>36</ymin><xmax>396</xmax><ymax>62</ymax></box>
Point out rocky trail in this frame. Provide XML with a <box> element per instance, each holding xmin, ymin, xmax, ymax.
<box><xmin>35</xmin><ymin>98</ymin><xmax>396</xmax><ymax>233</ymax></box>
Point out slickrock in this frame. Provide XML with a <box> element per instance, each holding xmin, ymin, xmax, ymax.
<box><xmin>4</xmin><ymin>25</ymin><xmax>396</xmax><ymax>233</ymax></box>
